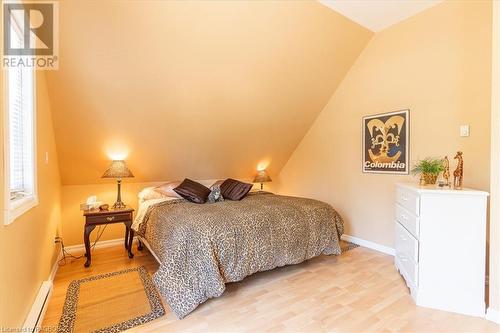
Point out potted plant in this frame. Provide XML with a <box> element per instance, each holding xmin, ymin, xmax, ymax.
<box><xmin>411</xmin><ymin>157</ymin><xmax>445</xmax><ymax>185</ymax></box>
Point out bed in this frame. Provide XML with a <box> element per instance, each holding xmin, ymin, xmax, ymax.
<box><xmin>132</xmin><ymin>188</ymin><xmax>344</xmax><ymax>318</ymax></box>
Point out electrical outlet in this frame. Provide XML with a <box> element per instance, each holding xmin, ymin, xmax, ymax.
<box><xmin>460</xmin><ymin>125</ymin><xmax>470</xmax><ymax>137</ymax></box>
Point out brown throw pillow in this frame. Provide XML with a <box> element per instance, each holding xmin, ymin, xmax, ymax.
<box><xmin>173</xmin><ymin>178</ymin><xmax>211</xmax><ymax>204</ymax></box>
<box><xmin>220</xmin><ymin>178</ymin><xmax>253</xmax><ymax>201</ymax></box>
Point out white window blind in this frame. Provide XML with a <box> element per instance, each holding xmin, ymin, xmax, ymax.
<box><xmin>7</xmin><ymin>22</ymin><xmax>35</xmax><ymax>202</ymax></box>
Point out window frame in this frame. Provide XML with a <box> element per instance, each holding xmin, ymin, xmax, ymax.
<box><xmin>3</xmin><ymin>17</ymin><xmax>38</xmax><ymax>225</ymax></box>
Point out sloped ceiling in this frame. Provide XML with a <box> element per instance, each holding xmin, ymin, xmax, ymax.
<box><xmin>319</xmin><ymin>0</ymin><xmax>443</xmax><ymax>32</ymax></box>
<box><xmin>47</xmin><ymin>0</ymin><xmax>372</xmax><ymax>185</ymax></box>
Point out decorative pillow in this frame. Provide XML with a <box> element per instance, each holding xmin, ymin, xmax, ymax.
<box><xmin>207</xmin><ymin>183</ymin><xmax>224</xmax><ymax>203</ymax></box>
<box><xmin>154</xmin><ymin>181</ymin><xmax>182</xmax><ymax>198</ymax></box>
<box><xmin>220</xmin><ymin>178</ymin><xmax>253</xmax><ymax>201</ymax></box>
<box><xmin>173</xmin><ymin>178</ymin><xmax>211</xmax><ymax>204</ymax></box>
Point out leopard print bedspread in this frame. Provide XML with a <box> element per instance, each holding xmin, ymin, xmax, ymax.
<box><xmin>137</xmin><ymin>192</ymin><xmax>344</xmax><ymax>318</ymax></box>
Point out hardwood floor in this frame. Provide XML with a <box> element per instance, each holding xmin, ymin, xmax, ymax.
<box><xmin>42</xmin><ymin>245</ymin><xmax>500</xmax><ymax>332</ymax></box>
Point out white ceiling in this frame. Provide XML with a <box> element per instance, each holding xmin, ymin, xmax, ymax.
<box><xmin>319</xmin><ymin>0</ymin><xmax>443</xmax><ymax>32</ymax></box>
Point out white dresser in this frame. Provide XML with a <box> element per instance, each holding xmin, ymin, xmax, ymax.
<box><xmin>394</xmin><ymin>183</ymin><xmax>488</xmax><ymax>317</ymax></box>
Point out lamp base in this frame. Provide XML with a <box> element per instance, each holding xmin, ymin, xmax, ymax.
<box><xmin>113</xmin><ymin>179</ymin><xmax>126</xmax><ymax>209</ymax></box>
<box><xmin>112</xmin><ymin>201</ymin><xmax>126</xmax><ymax>209</ymax></box>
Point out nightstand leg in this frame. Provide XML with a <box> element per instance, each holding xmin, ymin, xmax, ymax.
<box><xmin>128</xmin><ymin>229</ymin><xmax>134</xmax><ymax>258</ymax></box>
<box><xmin>137</xmin><ymin>239</ymin><xmax>143</xmax><ymax>251</ymax></box>
<box><xmin>124</xmin><ymin>227</ymin><xmax>129</xmax><ymax>250</ymax></box>
<box><xmin>84</xmin><ymin>224</ymin><xmax>96</xmax><ymax>267</ymax></box>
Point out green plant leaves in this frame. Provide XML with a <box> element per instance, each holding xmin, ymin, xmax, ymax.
<box><xmin>411</xmin><ymin>157</ymin><xmax>445</xmax><ymax>176</ymax></box>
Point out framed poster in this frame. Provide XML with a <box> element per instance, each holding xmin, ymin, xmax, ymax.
<box><xmin>362</xmin><ymin>109</ymin><xmax>409</xmax><ymax>174</ymax></box>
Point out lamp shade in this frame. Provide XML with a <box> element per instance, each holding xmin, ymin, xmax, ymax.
<box><xmin>253</xmin><ymin>169</ymin><xmax>272</xmax><ymax>183</ymax></box>
<box><xmin>101</xmin><ymin>160</ymin><xmax>134</xmax><ymax>179</ymax></box>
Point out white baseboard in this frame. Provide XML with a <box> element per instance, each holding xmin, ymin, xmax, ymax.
<box><xmin>486</xmin><ymin>307</ymin><xmax>500</xmax><ymax>324</ymax></box>
<box><xmin>49</xmin><ymin>247</ymin><xmax>63</xmax><ymax>282</ymax></box>
<box><xmin>22</xmin><ymin>281</ymin><xmax>53</xmax><ymax>333</ymax></box>
<box><xmin>22</xmin><ymin>246</ymin><xmax>62</xmax><ymax>333</ymax></box>
<box><xmin>64</xmin><ymin>237</ymin><xmax>136</xmax><ymax>254</ymax></box>
<box><xmin>341</xmin><ymin>234</ymin><xmax>395</xmax><ymax>256</ymax></box>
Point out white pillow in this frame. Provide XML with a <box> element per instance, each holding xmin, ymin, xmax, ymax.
<box><xmin>138</xmin><ymin>187</ymin><xmax>165</xmax><ymax>204</ymax></box>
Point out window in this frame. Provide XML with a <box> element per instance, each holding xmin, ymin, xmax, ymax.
<box><xmin>4</xmin><ymin>16</ymin><xmax>37</xmax><ymax>224</ymax></box>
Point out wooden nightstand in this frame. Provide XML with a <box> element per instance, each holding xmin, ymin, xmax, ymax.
<box><xmin>82</xmin><ymin>207</ymin><xmax>135</xmax><ymax>267</ymax></box>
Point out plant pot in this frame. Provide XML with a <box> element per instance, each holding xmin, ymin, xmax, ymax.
<box><xmin>422</xmin><ymin>173</ymin><xmax>438</xmax><ymax>185</ymax></box>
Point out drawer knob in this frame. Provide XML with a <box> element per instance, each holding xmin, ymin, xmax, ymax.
<box><xmin>106</xmin><ymin>216</ymin><xmax>115</xmax><ymax>222</ymax></box>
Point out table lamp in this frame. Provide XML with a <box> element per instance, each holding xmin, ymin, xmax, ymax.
<box><xmin>253</xmin><ymin>169</ymin><xmax>272</xmax><ymax>190</ymax></box>
<box><xmin>102</xmin><ymin>160</ymin><xmax>134</xmax><ymax>209</ymax></box>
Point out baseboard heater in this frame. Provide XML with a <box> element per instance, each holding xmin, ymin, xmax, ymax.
<box><xmin>22</xmin><ymin>281</ymin><xmax>53</xmax><ymax>332</ymax></box>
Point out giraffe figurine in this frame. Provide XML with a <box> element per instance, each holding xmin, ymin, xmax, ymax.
<box><xmin>443</xmin><ymin>156</ymin><xmax>450</xmax><ymax>187</ymax></box>
<box><xmin>453</xmin><ymin>151</ymin><xmax>463</xmax><ymax>190</ymax></box>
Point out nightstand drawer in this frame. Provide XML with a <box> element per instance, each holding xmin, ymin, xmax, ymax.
<box><xmin>86</xmin><ymin>212</ymin><xmax>132</xmax><ymax>224</ymax></box>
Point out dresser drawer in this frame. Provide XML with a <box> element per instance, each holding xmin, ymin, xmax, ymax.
<box><xmin>395</xmin><ymin>222</ymin><xmax>419</xmax><ymax>263</ymax></box>
<box><xmin>396</xmin><ymin>205</ymin><xmax>419</xmax><ymax>239</ymax></box>
<box><xmin>396</xmin><ymin>187</ymin><xmax>420</xmax><ymax>216</ymax></box>
<box><xmin>396</xmin><ymin>251</ymin><xmax>418</xmax><ymax>287</ymax></box>
<box><xmin>86</xmin><ymin>212</ymin><xmax>132</xmax><ymax>225</ymax></box>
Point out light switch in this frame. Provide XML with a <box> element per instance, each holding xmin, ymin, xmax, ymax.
<box><xmin>460</xmin><ymin>125</ymin><xmax>470</xmax><ymax>137</ymax></box>
<box><xmin>45</xmin><ymin>152</ymin><xmax>49</xmax><ymax>164</ymax></box>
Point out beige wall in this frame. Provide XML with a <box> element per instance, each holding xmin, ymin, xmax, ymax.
<box><xmin>278</xmin><ymin>0</ymin><xmax>492</xmax><ymax>248</ymax></box>
<box><xmin>46</xmin><ymin>0</ymin><xmax>372</xmax><ymax>186</ymax></box>
<box><xmin>0</xmin><ymin>70</ymin><xmax>62</xmax><ymax>327</ymax></box>
<box><xmin>489</xmin><ymin>0</ymin><xmax>500</xmax><ymax>315</ymax></box>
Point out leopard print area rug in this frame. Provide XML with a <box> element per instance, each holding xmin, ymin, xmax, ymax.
<box><xmin>57</xmin><ymin>266</ymin><xmax>165</xmax><ymax>333</ymax></box>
